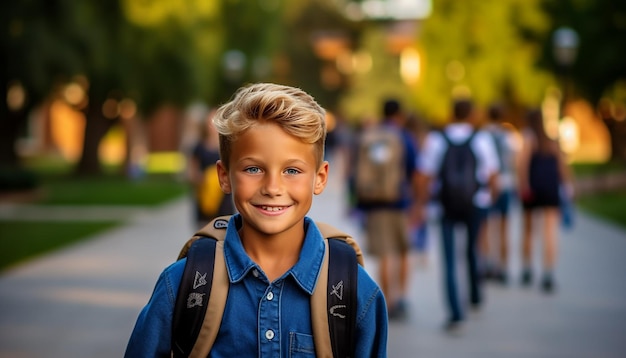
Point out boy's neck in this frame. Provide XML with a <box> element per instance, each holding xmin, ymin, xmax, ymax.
<box><xmin>239</xmin><ymin>227</ymin><xmax>305</xmax><ymax>282</ymax></box>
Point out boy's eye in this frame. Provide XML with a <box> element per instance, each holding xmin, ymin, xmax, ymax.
<box><xmin>244</xmin><ymin>167</ymin><xmax>261</xmax><ymax>174</ymax></box>
<box><xmin>284</xmin><ymin>168</ymin><xmax>301</xmax><ymax>175</ymax></box>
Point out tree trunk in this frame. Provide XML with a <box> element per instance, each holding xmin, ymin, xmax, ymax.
<box><xmin>0</xmin><ymin>109</ymin><xmax>23</xmax><ymax>168</ymax></box>
<box><xmin>73</xmin><ymin>101</ymin><xmax>116</xmax><ymax>177</ymax></box>
<box><xmin>602</xmin><ymin>118</ymin><xmax>618</xmax><ymax>161</ymax></box>
<box><xmin>0</xmin><ymin>66</ymin><xmax>23</xmax><ymax>168</ymax></box>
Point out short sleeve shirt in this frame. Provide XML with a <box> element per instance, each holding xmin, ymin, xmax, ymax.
<box><xmin>419</xmin><ymin>122</ymin><xmax>499</xmax><ymax>208</ymax></box>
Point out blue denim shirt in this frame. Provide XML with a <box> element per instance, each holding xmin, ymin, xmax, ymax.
<box><xmin>125</xmin><ymin>215</ymin><xmax>388</xmax><ymax>357</ymax></box>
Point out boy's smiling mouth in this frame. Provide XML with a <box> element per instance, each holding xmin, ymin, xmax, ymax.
<box><xmin>258</xmin><ymin>205</ymin><xmax>290</xmax><ymax>212</ymax></box>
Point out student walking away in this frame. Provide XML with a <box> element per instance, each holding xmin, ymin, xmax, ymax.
<box><xmin>416</xmin><ymin>98</ymin><xmax>499</xmax><ymax>332</ymax></box>
<box><xmin>187</xmin><ymin>109</ymin><xmax>236</xmax><ymax>229</ymax></box>
<box><xmin>354</xmin><ymin>99</ymin><xmax>419</xmax><ymax>321</ymax></box>
<box><xmin>125</xmin><ymin>83</ymin><xmax>388</xmax><ymax>357</ymax></box>
<box><xmin>406</xmin><ymin>113</ymin><xmax>431</xmax><ymax>262</ymax></box>
<box><xmin>518</xmin><ymin>109</ymin><xmax>573</xmax><ymax>294</ymax></box>
<box><xmin>480</xmin><ymin>103</ymin><xmax>520</xmax><ymax>284</ymax></box>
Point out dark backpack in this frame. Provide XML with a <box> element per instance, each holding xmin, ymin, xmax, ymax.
<box><xmin>171</xmin><ymin>216</ymin><xmax>362</xmax><ymax>358</ymax></box>
<box><xmin>439</xmin><ymin>130</ymin><xmax>479</xmax><ymax>220</ymax></box>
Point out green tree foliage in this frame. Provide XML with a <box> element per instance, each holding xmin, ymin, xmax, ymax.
<box><xmin>2</xmin><ymin>1</ymin><xmax>84</xmax><ymax>167</ymax></box>
<box><xmin>280</xmin><ymin>0</ymin><xmax>360</xmax><ymax>110</ymax></box>
<box><xmin>414</xmin><ymin>0</ymin><xmax>554</xmax><ymax>123</ymax></box>
<box><xmin>4</xmin><ymin>0</ymin><xmax>333</xmax><ymax>178</ymax></box>
<box><xmin>339</xmin><ymin>25</ymin><xmax>413</xmax><ymax>121</ymax></box>
<box><xmin>210</xmin><ymin>0</ymin><xmax>285</xmax><ymax>103</ymax></box>
<box><xmin>3</xmin><ymin>0</ymin><xmax>223</xmax><ymax>176</ymax></box>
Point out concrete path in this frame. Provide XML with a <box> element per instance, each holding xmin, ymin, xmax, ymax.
<box><xmin>1</xmin><ymin>155</ymin><xmax>625</xmax><ymax>357</ymax></box>
<box><xmin>0</xmin><ymin>197</ymin><xmax>194</xmax><ymax>358</ymax></box>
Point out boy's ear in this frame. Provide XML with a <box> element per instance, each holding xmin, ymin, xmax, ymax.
<box><xmin>313</xmin><ymin>161</ymin><xmax>329</xmax><ymax>195</ymax></box>
<box><xmin>216</xmin><ymin>160</ymin><xmax>231</xmax><ymax>194</ymax></box>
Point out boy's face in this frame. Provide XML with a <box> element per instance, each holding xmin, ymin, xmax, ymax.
<box><xmin>217</xmin><ymin>122</ymin><xmax>328</xmax><ymax>239</ymax></box>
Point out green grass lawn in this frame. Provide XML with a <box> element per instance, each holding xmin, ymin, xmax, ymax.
<box><xmin>572</xmin><ymin>161</ymin><xmax>626</xmax><ymax>177</ymax></box>
<box><xmin>576</xmin><ymin>190</ymin><xmax>626</xmax><ymax>229</ymax></box>
<box><xmin>0</xmin><ymin>162</ymin><xmax>190</xmax><ymax>272</ymax></box>
<box><xmin>39</xmin><ymin>174</ymin><xmax>189</xmax><ymax>206</ymax></box>
<box><xmin>21</xmin><ymin>154</ymin><xmax>189</xmax><ymax>206</ymax></box>
<box><xmin>571</xmin><ymin>161</ymin><xmax>626</xmax><ymax>229</ymax></box>
<box><xmin>0</xmin><ymin>220</ymin><xmax>119</xmax><ymax>271</ymax></box>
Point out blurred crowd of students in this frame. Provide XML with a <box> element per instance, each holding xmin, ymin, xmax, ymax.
<box><xmin>343</xmin><ymin>96</ymin><xmax>574</xmax><ymax>332</ymax></box>
<box><xmin>183</xmin><ymin>95</ymin><xmax>575</xmax><ymax>333</ymax></box>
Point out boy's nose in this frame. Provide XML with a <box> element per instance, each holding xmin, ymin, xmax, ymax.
<box><xmin>261</xmin><ymin>173</ymin><xmax>283</xmax><ymax>196</ymax></box>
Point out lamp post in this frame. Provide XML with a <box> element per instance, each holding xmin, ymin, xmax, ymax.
<box><xmin>552</xmin><ymin>27</ymin><xmax>579</xmax><ymax>119</ymax></box>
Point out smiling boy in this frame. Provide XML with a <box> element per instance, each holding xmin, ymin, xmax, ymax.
<box><xmin>124</xmin><ymin>83</ymin><xmax>388</xmax><ymax>357</ymax></box>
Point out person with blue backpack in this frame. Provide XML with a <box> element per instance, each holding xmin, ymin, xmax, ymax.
<box><xmin>353</xmin><ymin>99</ymin><xmax>419</xmax><ymax>321</ymax></box>
<box><xmin>415</xmin><ymin>98</ymin><xmax>499</xmax><ymax>333</ymax></box>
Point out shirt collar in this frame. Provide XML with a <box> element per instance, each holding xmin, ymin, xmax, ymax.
<box><xmin>223</xmin><ymin>215</ymin><xmax>326</xmax><ymax>295</ymax></box>
<box><xmin>447</xmin><ymin>122</ymin><xmax>473</xmax><ymax>131</ymax></box>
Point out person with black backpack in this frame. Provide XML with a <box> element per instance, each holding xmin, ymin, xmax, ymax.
<box><xmin>415</xmin><ymin>99</ymin><xmax>499</xmax><ymax>333</ymax></box>
<box><xmin>124</xmin><ymin>83</ymin><xmax>388</xmax><ymax>357</ymax></box>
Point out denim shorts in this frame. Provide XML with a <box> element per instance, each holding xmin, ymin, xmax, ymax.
<box><xmin>490</xmin><ymin>190</ymin><xmax>512</xmax><ymax>216</ymax></box>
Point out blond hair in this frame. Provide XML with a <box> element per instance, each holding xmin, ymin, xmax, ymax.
<box><xmin>213</xmin><ymin>83</ymin><xmax>327</xmax><ymax>168</ymax></box>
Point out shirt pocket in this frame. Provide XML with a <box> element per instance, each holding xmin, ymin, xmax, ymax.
<box><xmin>289</xmin><ymin>332</ymin><xmax>316</xmax><ymax>357</ymax></box>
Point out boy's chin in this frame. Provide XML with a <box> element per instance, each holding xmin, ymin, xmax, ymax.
<box><xmin>242</xmin><ymin>217</ymin><xmax>305</xmax><ymax>236</ymax></box>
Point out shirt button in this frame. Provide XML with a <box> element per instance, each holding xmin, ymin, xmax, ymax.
<box><xmin>266</xmin><ymin>292</ymin><xmax>274</xmax><ymax>301</ymax></box>
<box><xmin>252</xmin><ymin>269</ymin><xmax>259</xmax><ymax>278</ymax></box>
<box><xmin>265</xmin><ymin>329</ymin><xmax>275</xmax><ymax>340</ymax></box>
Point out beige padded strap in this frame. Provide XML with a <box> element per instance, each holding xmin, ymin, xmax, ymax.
<box><xmin>176</xmin><ymin>237</ymin><xmax>197</xmax><ymax>260</ymax></box>
<box><xmin>189</xmin><ymin>241</ymin><xmax>229</xmax><ymax>357</ymax></box>
<box><xmin>315</xmin><ymin>221</ymin><xmax>364</xmax><ymax>267</ymax></box>
<box><xmin>344</xmin><ymin>236</ymin><xmax>364</xmax><ymax>267</ymax></box>
<box><xmin>195</xmin><ymin>215</ymin><xmax>231</xmax><ymax>240</ymax></box>
<box><xmin>178</xmin><ymin>215</ymin><xmax>231</xmax><ymax>260</ymax></box>
<box><xmin>310</xmin><ymin>239</ymin><xmax>333</xmax><ymax>358</ymax></box>
<box><xmin>315</xmin><ymin>221</ymin><xmax>346</xmax><ymax>240</ymax></box>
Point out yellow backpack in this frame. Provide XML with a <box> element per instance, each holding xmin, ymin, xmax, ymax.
<box><xmin>198</xmin><ymin>164</ymin><xmax>224</xmax><ymax>216</ymax></box>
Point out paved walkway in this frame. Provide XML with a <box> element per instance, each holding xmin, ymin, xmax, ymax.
<box><xmin>1</xmin><ymin>156</ymin><xmax>625</xmax><ymax>357</ymax></box>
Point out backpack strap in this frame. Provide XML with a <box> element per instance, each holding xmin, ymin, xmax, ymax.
<box><xmin>172</xmin><ymin>216</ymin><xmax>230</xmax><ymax>358</ymax></box>
<box><xmin>311</xmin><ymin>222</ymin><xmax>361</xmax><ymax>358</ymax></box>
<box><xmin>176</xmin><ymin>216</ymin><xmax>230</xmax><ymax>260</ymax></box>
<box><xmin>440</xmin><ymin>129</ymin><xmax>477</xmax><ymax>147</ymax></box>
<box><xmin>325</xmin><ymin>239</ymin><xmax>359</xmax><ymax>357</ymax></box>
<box><xmin>315</xmin><ymin>221</ymin><xmax>364</xmax><ymax>266</ymax></box>
<box><xmin>173</xmin><ymin>215</ymin><xmax>361</xmax><ymax>358</ymax></box>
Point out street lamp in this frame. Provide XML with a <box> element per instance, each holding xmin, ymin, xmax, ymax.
<box><xmin>552</xmin><ymin>27</ymin><xmax>579</xmax><ymax>117</ymax></box>
<box><xmin>222</xmin><ymin>50</ymin><xmax>247</xmax><ymax>83</ymax></box>
<box><xmin>553</xmin><ymin>27</ymin><xmax>579</xmax><ymax>68</ymax></box>
<box><xmin>551</xmin><ymin>27</ymin><xmax>580</xmax><ymax>150</ymax></box>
